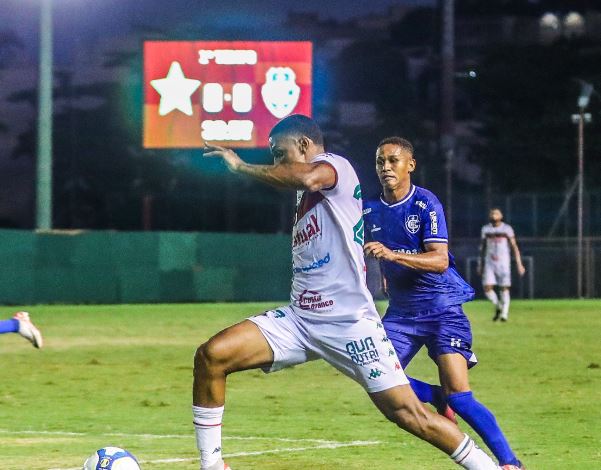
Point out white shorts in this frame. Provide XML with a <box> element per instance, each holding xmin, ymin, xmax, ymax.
<box><xmin>482</xmin><ymin>262</ymin><xmax>511</xmax><ymax>287</ymax></box>
<box><xmin>249</xmin><ymin>306</ymin><xmax>409</xmax><ymax>393</ymax></box>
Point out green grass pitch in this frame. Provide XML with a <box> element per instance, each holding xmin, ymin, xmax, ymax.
<box><xmin>0</xmin><ymin>300</ymin><xmax>600</xmax><ymax>469</ymax></box>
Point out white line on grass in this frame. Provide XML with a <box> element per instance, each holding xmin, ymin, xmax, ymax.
<box><xmin>46</xmin><ymin>440</ymin><xmax>381</xmax><ymax>470</ymax></box>
<box><xmin>0</xmin><ymin>429</ymin><xmax>344</xmax><ymax>444</ymax></box>
<box><xmin>0</xmin><ymin>430</ymin><xmax>381</xmax><ymax>469</ymax></box>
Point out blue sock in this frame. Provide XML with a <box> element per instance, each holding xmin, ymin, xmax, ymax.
<box><xmin>448</xmin><ymin>391</ymin><xmax>520</xmax><ymax>466</ymax></box>
<box><xmin>407</xmin><ymin>376</ymin><xmax>446</xmax><ymax>410</ymax></box>
<box><xmin>0</xmin><ymin>319</ymin><xmax>19</xmax><ymax>334</ymax></box>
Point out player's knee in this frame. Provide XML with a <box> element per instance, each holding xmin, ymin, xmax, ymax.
<box><xmin>194</xmin><ymin>338</ymin><xmax>229</xmax><ymax>376</ymax></box>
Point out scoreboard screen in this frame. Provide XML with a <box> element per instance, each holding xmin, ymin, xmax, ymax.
<box><xmin>143</xmin><ymin>41</ymin><xmax>312</xmax><ymax>148</ymax></box>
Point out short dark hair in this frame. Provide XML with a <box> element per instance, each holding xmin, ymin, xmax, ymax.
<box><xmin>269</xmin><ymin>114</ymin><xmax>324</xmax><ymax>146</ymax></box>
<box><xmin>377</xmin><ymin>136</ymin><xmax>414</xmax><ymax>155</ymax></box>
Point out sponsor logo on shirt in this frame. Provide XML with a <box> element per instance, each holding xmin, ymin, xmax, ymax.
<box><xmin>293</xmin><ymin>213</ymin><xmax>320</xmax><ymax>248</ymax></box>
<box><xmin>297</xmin><ymin>289</ymin><xmax>334</xmax><ymax>310</ymax></box>
<box><xmin>368</xmin><ymin>368</ymin><xmax>386</xmax><ymax>379</ymax></box>
<box><xmin>346</xmin><ymin>336</ymin><xmax>380</xmax><ymax>366</ymax></box>
<box><xmin>415</xmin><ymin>200</ymin><xmax>427</xmax><ymax>209</ymax></box>
<box><xmin>405</xmin><ymin>214</ymin><xmax>420</xmax><ymax>234</ymax></box>
<box><xmin>393</xmin><ymin>248</ymin><xmax>419</xmax><ymax>255</ymax></box>
<box><xmin>429</xmin><ymin>211</ymin><xmax>438</xmax><ymax>235</ymax></box>
<box><xmin>362</xmin><ymin>207</ymin><xmax>372</xmax><ymax>215</ymax></box>
<box><xmin>293</xmin><ymin>253</ymin><xmax>331</xmax><ymax>274</ymax></box>
<box><xmin>370</xmin><ymin>224</ymin><xmax>381</xmax><ymax>233</ymax></box>
<box><xmin>274</xmin><ymin>309</ymin><xmax>286</xmax><ymax>318</ymax></box>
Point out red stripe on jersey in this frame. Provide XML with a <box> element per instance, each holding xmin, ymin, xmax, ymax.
<box><xmin>295</xmin><ymin>191</ymin><xmax>325</xmax><ymax>223</ymax></box>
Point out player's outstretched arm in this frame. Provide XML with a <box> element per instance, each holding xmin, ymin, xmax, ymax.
<box><xmin>364</xmin><ymin>241</ymin><xmax>449</xmax><ymax>273</ymax></box>
<box><xmin>203</xmin><ymin>145</ymin><xmax>335</xmax><ymax>191</ymax></box>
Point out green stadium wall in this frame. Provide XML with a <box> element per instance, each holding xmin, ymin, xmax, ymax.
<box><xmin>0</xmin><ymin>230</ymin><xmax>292</xmax><ymax>304</ymax></box>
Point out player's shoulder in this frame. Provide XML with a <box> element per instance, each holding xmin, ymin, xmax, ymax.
<box><xmin>362</xmin><ymin>195</ymin><xmax>383</xmax><ymax>217</ymax></box>
<box><xmin>314</xmin><ymin>152</ymin><xmax>357</xmax><ymax>178</ymax></box>
<box><xmin>413</xmin><ymin>185</ymin><xmax>443</xmax><ymax>208</ymax></box>
<box><xmin>313</xmin><ymin>152</ymin><xmax>349</xmax><ymax>168</ymax></box>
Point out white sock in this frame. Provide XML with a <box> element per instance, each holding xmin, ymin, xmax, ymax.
<box><xmin>501</xmin><ymin>290</ymin><xmax>510</xmax><ymax>318</ymax></box>
<box><xmin>484</xmin><ymin>290</ymin><xmax>499</xmax><ymax>306</ymax></box>
<box><xmin>193</xmin><ymin>405</ymin><xmax>224</xmax><ymax>469</ymax></box>
<box><xmin>451</xmin><ymin>434</ymin><xmax>498</xmax><ymax>469</ymax></box>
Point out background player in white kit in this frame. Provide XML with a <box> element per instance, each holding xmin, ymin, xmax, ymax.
<box><xmin>194</xmin><ymin>114</ymin><xmax>501</xmax><ymax>470</ymax></box>
<box><xmin>478</xmin><ymin>208</ymin><xmax>526</xmax><ymax>321</ymax></box>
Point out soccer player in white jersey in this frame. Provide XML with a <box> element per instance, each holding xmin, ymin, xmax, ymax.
<box><xmin>478</xmin><ymin>208</ymin><xmax>525</xmax><ymax>321</ymax></box>
<box><xmin>194</xmin><ymin>115</ymin><xmax>501</xmax><ymax>470</ymax></box>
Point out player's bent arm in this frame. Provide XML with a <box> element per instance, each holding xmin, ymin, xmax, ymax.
<box><xmin>364</xmin><ymin>241</ymin><xmax>449</xmax><ymax>273</ymax></box>
<box><xmin>477</xmin><ymin>239</ymin><xmax>486</xmax><ymax>274</ymax></box>
<box><xmin>203</xmin><ymin>144</ymin><xmax>336</xmax><ymax>191</ymax></box>
<box><xmin>510</xmin><ymin>237</ymin><xmax>526</xmax><ymax>273</ymax></box>
<box><xmin>236</xmin><ymin>161</ymin><xmax>336</xmax><ymax>191</ymax></box>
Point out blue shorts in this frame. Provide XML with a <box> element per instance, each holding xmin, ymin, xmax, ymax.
<box><xmin>382</xmin><ymin>304</ymin><xmax>478</xmax><ymax>369</ymax></box>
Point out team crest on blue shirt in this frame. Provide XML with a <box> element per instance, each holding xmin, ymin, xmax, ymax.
<box><xmin>405</xmin><ymin>214</ymin><xmax>420</xmax><ymax>234</ymax></box>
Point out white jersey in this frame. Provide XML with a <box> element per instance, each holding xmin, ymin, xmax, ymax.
<box><xmin>481</xmin><ymin>222</ymin><xmax>515</xmax><ymax>267</ymax></box>
<box><xmin>290</xmin><ymin>153</ymin><xmax>376</xmax><ymax>321</ymax></box>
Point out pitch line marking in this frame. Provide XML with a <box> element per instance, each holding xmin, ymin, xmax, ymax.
<box><xmin>47</xmin><ymin>440</ymin><xmax>381</xmax><ymax>470</ymax></box>
<box><xmin>0</xmin><ymin>429</ymin><xmax>345</xmax><ymax>444</ymax></box>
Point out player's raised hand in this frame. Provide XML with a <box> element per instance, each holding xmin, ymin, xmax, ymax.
<box><xmin>364</xmin><ymin>241</ymin><xmax>395</xmax><ymax>262</ymax></box>
<box><xmin>203</xmin><ymin>144</ymin><xmax>244</xmax><ymax>172</ymax></box>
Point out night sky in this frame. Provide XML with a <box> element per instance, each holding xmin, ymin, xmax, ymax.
<box><xmin>4</xmin><ymin>0</ymin><xmax>434</xmax><ymax>64</ymax></box>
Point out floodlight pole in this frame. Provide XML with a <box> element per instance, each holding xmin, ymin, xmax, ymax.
<box><xmin>36</xmin><ymin>0</ymin><xmax>53</xmax><ymax>230</ymax></box>
<box><xmin>572</xmin><ymin>80</ymin><xmax>594</xmax><ymax>298</ymax></box>
<box><xmin>576</xmin><ymin>106</ymin><xmax>585</xmax><ymax>298</ymax></box>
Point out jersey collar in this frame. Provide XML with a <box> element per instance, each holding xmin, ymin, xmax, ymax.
<box><xmin>380</xmin><ymin>185</ymin><xmax>415</xmax><ymax>207</ymax></box>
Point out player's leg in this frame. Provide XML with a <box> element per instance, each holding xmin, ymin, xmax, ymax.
<box><xmin>312</xmin><ymin>315</ymin><xmax>498</xmax><ymax>469</ymax></box>
<box><xmin>483</xmin><ymin>265</ymin><xmax>501</xmax><ymax>320</ymax></box>
<box><xmin>484</xmin><ymin>286</ymin><xmax>501</xmax><ymax>321</ymax></box>
<box><xmin>193</xmin><ymin>307</ymin><xmax>312</xmax><ymax>470</ymax></box>
<box><xmin>430</xmin><ymin>306</ymin><xmax>523</xmax><ymax>468</ymax></box>
<box><xmin>193</xmin><ymin>319</ymin><xmax>274</xmax><ymax>405</ymax></box>
<box><xmin>438</xmin><ymin>354</ymin><xmax>522</xmax><ymax>468</ymax></box>
<box><xmin>499</xmin><ymin>287</ymin><xmax>510</xmax><ymax>321</ymax></box>
<box><xmin>10</xmin><ymin>312</ymin><xmax>43</xmax><ymax>348</ymax></box>
<box><xmin>0</xmin><ymin>318</ymin><xmax>19</xmax><ymax>335</ymax></box>
<box><xmin>193</xmin><ymin>319</ymin><xmax>274</xmax><ymax>470</ymax></box>
<box><xmin>370</xmin><ymin>385</ymin><xmax>499</xmax><ymax>469</ymax></box>
<box><xmin>383</xmin><ymin>314</ymin><xmax>455</xmax><ymax>421</ymax></box>
<box><xmin>495</xmin><ymin>266</ymin><xmax>512</xmax><ymax>321</ymax></box>
<box><xmin>406</xmin><ymin>376</ymin><xmax>457</xmax><ymax>423</ymax></box>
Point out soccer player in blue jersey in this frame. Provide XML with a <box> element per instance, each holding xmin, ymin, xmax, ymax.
<box><xmin>363</xmin><ymin>137</ymin><xmax>524</xmax><ymax>470</ymax></box>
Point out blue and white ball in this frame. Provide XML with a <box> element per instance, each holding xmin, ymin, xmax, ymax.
<box><xmin>83</xmin><ymin>447</ymin><xmax>141</xmax><ymax>470</ymax></box>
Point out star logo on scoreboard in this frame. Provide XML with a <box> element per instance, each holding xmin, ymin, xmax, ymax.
<box><xmin>150</xmin><ymin>61</ymin><xmax>201</xmax><ymax>116</ymax></box>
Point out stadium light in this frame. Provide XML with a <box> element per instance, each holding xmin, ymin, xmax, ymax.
<box><xmin>571</xmin><ymin>80</ymin><xmax>595</xmax><ymax>298</ymax></box>
<box><xmin>36</xmin><ymin>0</ymin><xmax>53</xmax><ymax>230</ymax></box>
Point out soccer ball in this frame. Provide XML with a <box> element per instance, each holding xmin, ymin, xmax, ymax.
<box><xmin>83</xmin><ymin>447</ymin><xmax>141</xmax><ymax>469</ymax></box>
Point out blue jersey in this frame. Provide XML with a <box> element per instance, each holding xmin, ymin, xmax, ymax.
<box><xmin>363</xmin><ymin>185</ymin><xmax>474</xmax><ymax>314</ymax></box>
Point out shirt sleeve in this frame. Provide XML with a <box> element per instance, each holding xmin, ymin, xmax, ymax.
<box><xmin>481</xmin><ymin>226</ymin><xmax>487</xmax><ymax>240</ymax></box>
<box><xmin>312</xmin><ymin>154</ymin><xmax>341</xmax><ymax>194</ymax></box>
<box><xmin>506</xmin><ymin>225</ymin><xmax>515</xmax><ymax>239</ymax></box>
<box><xmin>422</xmin><ymin>196</ymin><xmax>448</xmax><ymax>244</ymax></box>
